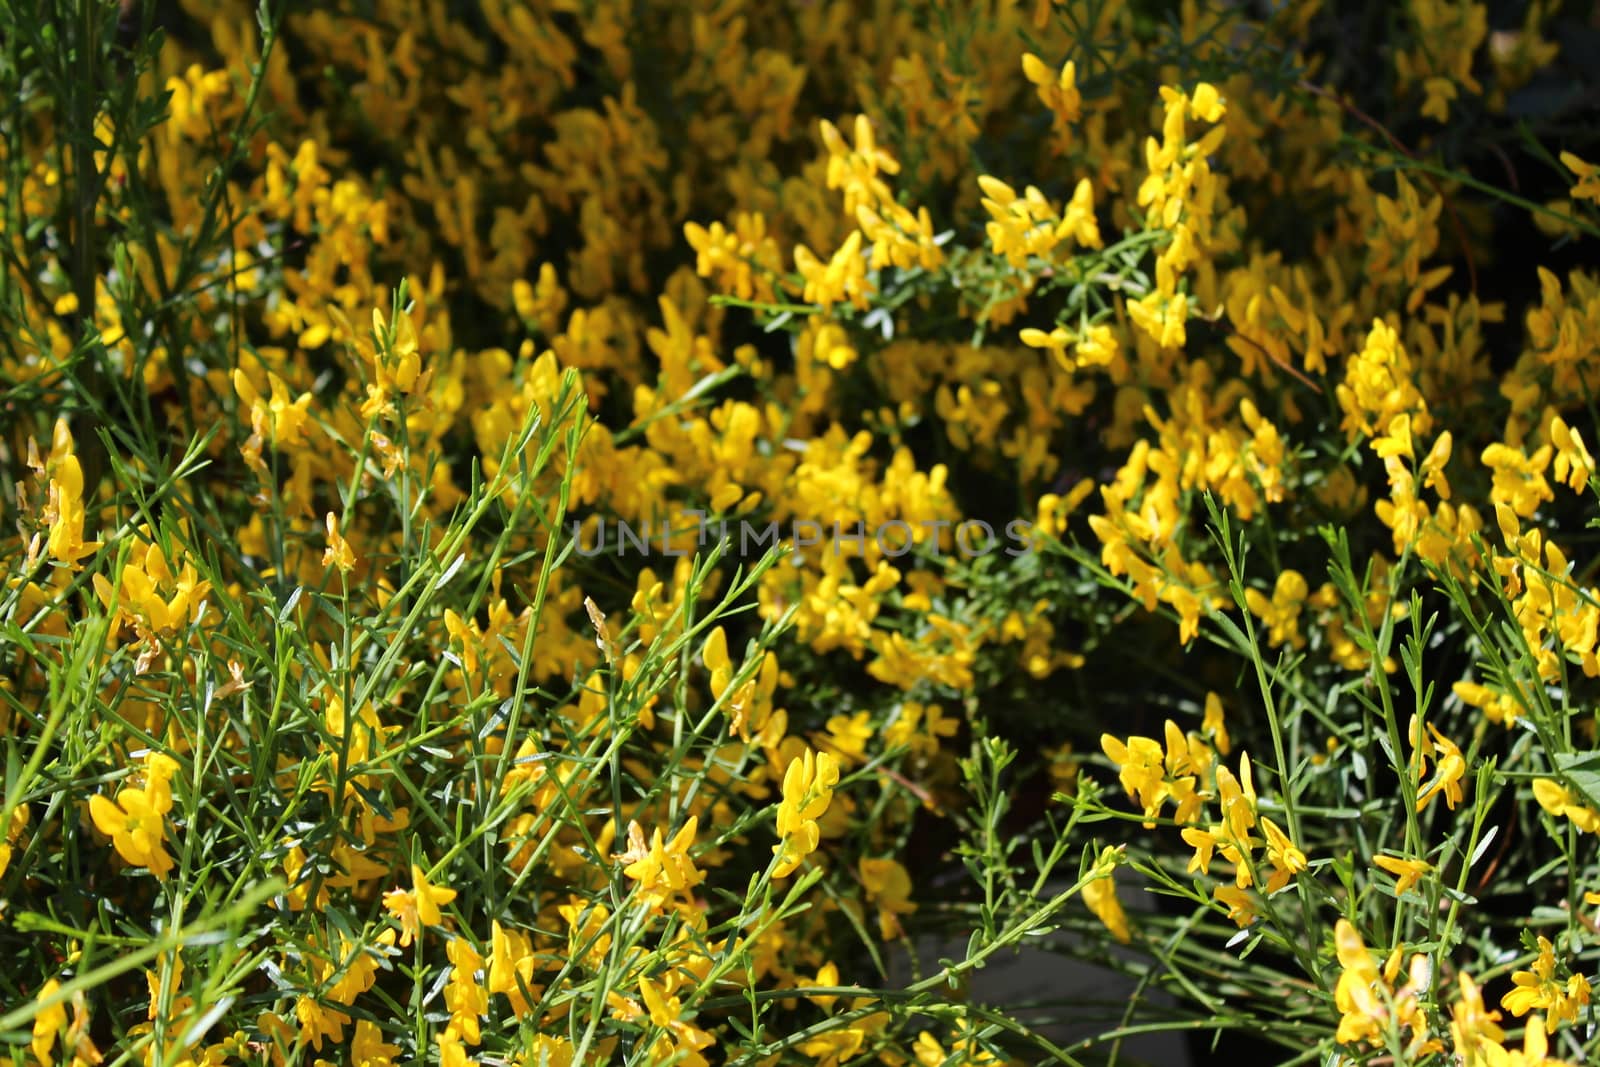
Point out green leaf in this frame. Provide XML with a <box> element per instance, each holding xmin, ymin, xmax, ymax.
<box><xmin>1553</xmin><ymin>752</ymin><xmax>1600</xmax><ymax>810</ymax></box>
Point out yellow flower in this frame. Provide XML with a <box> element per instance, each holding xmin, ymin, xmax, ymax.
<box><xmin>146</xmin><ymin>951</ymin><xmax>194</xmax><ymax>1022</ymax></box>
<box><xmin>796</xmin><ymin>961</ymin><xmax>841</xmax><ymax>1012</ymax></box>
<box><xmin>1523</xmin><ymin>777</ymin><xmax>1600</xmax><ymax>831</ymax></box>
<box><xmin>1373</xmin><ymin>412</ymin><xmax>1415</xmax><ymax>460</ymax></box>
<box><xmin>639</xmin><ymin>976</ymin><xmax>716</xmax><ymax>1067</ymax></box>
<box><xmin>1259</xmin><ymin>816</ymin><xmax>1307</xmax><ymax>892</ymax></box>
<box><xmin>773</xmin><ymin>748</ymin><xmax>839</xmax><ymax>877</ymax></box>
<box><xmin>523</xmin><ymin>1035</ymin><xmax>575</xmax><ymax>1067</ymax></box>
<box><xmin>979</xmin><ymin>175</ymin><xmax>1064</xmax><ymax>267</ymax></box>
<box><xmin>621</xmin><ymin>816</ymin><xmax>705</xmax><ymax>907</ymax></box>
<box><xmin>702</xmin><ymin>626</ymin><xmax>732</xmax><ymax>700</ymax></box>
<box><xmin>1188</xmin><ymin>82</ymin><xmax>1226</xmax><ymax>123</ymax></box>
<box><xmin>92</xmin><ymin>537</ymin><xmax>212</xmax><ymax>641</ymax></box>
<box><xmin>1450</xmin><ymin>972</ymin><xmax>1506</xmax><ymax>1065</ymax></box>
<box><xmin>322</xmin><ymin>511</ymin><xmax>357</xmax><ymax>573</ymax></box>
<box><xmin>1181</xmin><ymin>825</ymin><xmax>1218</xmax><ymax>875</ymax></box>
<box><xmin>382</xmin><ymin>864</ymin><xmax>457</xmax><ymax>946</ymax></box>
<box><xmin>1481</xmin><ymin>441</ymin><xmax>1554</xmax><ymax>519</ymax></box>
<box><xmin>372</xmin><ymin>304</ymin><xmax>424</xmax><ymax>394</ymax></box>
<box><xmin>1055</xmin><ymin>178</ymin><xmax>1102</xmax><ymax>248</ymax></box>
<box><xmin>44</xmin><ymin>458</ymin><xmax>100</xmax><ymax>565</ymax></box>
<box><xmin>1074</xmin><ymin>323</ymin><xmax>1118</xmax><ymax>367</ymax></box>
<box><xmin>819</xmin><ymin>114</ymin><xmax>898</xmax><ymax>217</ymax></box>
<box><xmin>1550</xmin><ymin>415</ymin><xmax>1595</xmax><ymax>493</ymax></box>
<box><xmin>1021</xmin><ymin>54</ymin><xmax>1080</xmax><ymax>124</ymax></box>
<box><xmin>1421</xmin><ymin>430</ymin><xmax>1454</xmax><ymax>500</ymax></box>
<box><xmin>1128</xmin><ymin>285</ymin><xmax>1187</xmax><ymax>349</ymax></box>
<box><xmin>1082</xmin><ymin>846</ymin><xmax>1130</xmax><ymax>943</ymax></box>
<box><xmin>511</xmin><ymin>262</ymin><xmax>568</xmax><ymax>331</ymax></box>
<box><xmin>232</xmin><ymin>368</ymin><xmax>313</xmax><ymax>447</ymax></box>
<box><xmin>1561</xmin><ymin>151</ymin><xmax>1600</xmax><ymax>203</ymax></box>
<box><xmin>437</xmin><ymin>1024</ymin><xmax>478</xmax><ymax>1067</ymax></box>
<box><xmin>488</xmin><ymin>921</ymin><xmax>538</xmax><ymax>1017</ymax></box>
<box><xmin>1502</xmin><ymin>936</ymin><xmax>1591</xmax><ymax>1028</ymax></box>
<box><xmin>558</xmin><ymin>897</ymin><xmax>613</xmax><ymax>971</ymax></box>
<box><xmin>444</xmin><ymin>936</ymin><xmax>488</xmax><ymax>1044</ymax></box>
<box><xmin>794</xmin><ymin>230</ymin><xmax>873</xmax><ymax>311</ymax></box>
<box><xmin>326</xmin><ymin>931</ymin><xmax>389</xmax><ymax>1006</ymax></box>
<box><xmin>818</xmin><ymin>710</ymin><xmax>872</xmax><ymax>768</ymax></box>
<box><xmin>294</xmin><ymin>994</ymin><xmax>350</xmax><ymax>1052</ymax></box>
<box><xmin>1415</xmin><ymin>725</ymin><xmax>1465</xmax><ymax>812</ymax></box>
<box><xmin>350</xmin><ymin>1020</ymin><xmax>402</xmax><ymax>1067</ymax></box>
<box><xmin>1421</xmin><ymin>76</ymin><xmax>1458</xmax><ymax>121</ymax></box>
<box><xmin>33</xmin><ymin>979</ymin><xmax>67</xmax><ymax>1067</ymax></box>
<box><xmin>797</xmin><ymin>1010</ymin><xmax>888</xmax><ymax>1067</ymax></box>
<box><xmin>1504</xmin><ymin>1014</ymin><xmax>1581</xmax><ymax>1067</ymax></box>
<box><xmin>1334</xmin><ymin>919</ymin><xmax>1389</xmax><ymax>1046</ymax></box>
<box><xmin>859</xmin><ymin>857</ymin><xmax>917</xmax><ymax>940</ymax></box>
<box><xmin>1100</xmin><ymin>732</ymin><xmax>1167</xmax><ymax>826</ymax></box>
<box><xmin>1202</xmin><ymin>692</ymin><xmax>1231</xmax><ymax>756</ymax></box>
<box><xmin>88</xmin><ymin>753</ymin><xmax>179</xmax><ymax>880</ymax></box>
<box><xmin>1373</xmin><ymin>854</ymin><xmax>1431</xmax><ymax>896</ymax></box>
<box><xmin>912</xmin><ymin>1031</ymin><xmax>947</xmax><ymax>1066</ymax></box>
<box><xmin>1020</xmin><ymin>325</ymin><xmax>1075</xmax><ymax>365</ymax></box>
<box><xmin>1214</xmin><ymin>884</ymin><xmax>1258</xmax><ymax>927</ymax></box>
<box><xmin>1243</xmin><ymin>569</ymin><xmax>1310</xmax><ymax>649</ymax></box>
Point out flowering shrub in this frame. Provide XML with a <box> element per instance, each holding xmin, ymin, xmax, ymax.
<box><xmin>4</xmin><ymin>0</ymin><xmax>1600</xmax><ymax>1064</ymax></box>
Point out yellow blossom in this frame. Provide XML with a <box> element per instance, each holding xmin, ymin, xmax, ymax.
<box><xmin>620</xmin><ymin>816</ymin><xmax>705</xmax><ymax>907</ymax></box>
<box><xmin>1373</xmin><ymin>854</ymin><xmax>1431</xmax><ymax>896</ymax></box>
<box><xmin>1334</xmin><ymin>919</ymin><xmax>1387</xmax><ymax>1046</ymax></box>
<box><xmin>88</xmin><ymin>753</ymin><xmax>180</xmax><ymax>880</ymax></box>
<box><xmin>294</xmin><ymin>995</ymin><xmax>350</xmax><ymax>1052</ymax></box>
<box><xmin>1561</xmin><ymin>151</ymin><xmax>1600</xmax><ymax>203</ymax></box>
<box><xmin>1259</xmin><ymin>816</ymin><xmax>1307</xmax><ymax>893</ymax></box>
<box><xmin>859</xmin><ymin>857</ymin><xmax>917</xmax><ymax>940</ymax></box>
<box><xmin>1244</xmin><ymin>569</ymin><xmax>1310</xmax><ymax>649</ymax></box>
<box><xmin>382</xmin><ymin>864</ymin><xmax>458</xmax><ymax>946</ymax></box>
<box><xmin>1082</xmin><ymin>846</ymin><xmax>1130</xmax><ymax>943</ymax></box>
<box><xmin>1451</xmin><ymin>972</ymin><xmax>1506</xmax><ymax>1066</ymax></box>
<box><xmin>1415</xmin><ymin>725</ymin><xmax>1465</xmax><ymax>812</ymax></box>
<box><xmin>33</xmin><ymin>979</ymin><xmax>67</xmax><ymax>1067</ymax></box>
<box><xmin>351</xmin><ymin>1020</ymin><xmax>402</xmax><ymax>1067</ymax></box>
<box><xmin>1550</xmin><ymin>415</ymin><xmax>1595</xmax><ymax>492</ymax></box>
<box><xmin>322</xmin><ymin>511</ymin><xmax>357</xmax><ymax>573</ymax></box>
<box><xmin>1202</xmin><ymin>692</ymin><xmax>1231</xmax><ymax>756</ymax></box>
<box><xmin>1533</xmin><ymin>778</ymin><xmax>1600</xmax><ymax>833</ymax></box>
<box><xmin>773</xmin><ymin>748</ymin><xmax>839</xmax><ymax>878</ymax></box>
<box><xmin>1021</xmin><ymin>54</ymin><xmax>1081</xmax><ymax>125</ymax></box>
<box><xmin>1502</xmin><ymin>936</ymin><xmax>1592</xmax><ymax>1028</ymax></box>
<box><xmin>639</xmin><ymin>976</ymin><xmax>716</xmax><ymax>1067</ymax></box>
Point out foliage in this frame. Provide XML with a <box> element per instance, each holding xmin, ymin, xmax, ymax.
<box><xmin>3</xmin><ymin>0</ymin><xmax>1600</xmax><ymax>1064</ymax></box>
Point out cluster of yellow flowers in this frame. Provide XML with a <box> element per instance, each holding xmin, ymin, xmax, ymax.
<box><xmin>1335</xmin><ymin>919</ymin><xmax>1593</xmax><ymax>1067</ymax></box>
<box><xmin>1100</xmin><ymin>699</ymin><xmax>1310</xmax><ymax>929</ymax></box>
